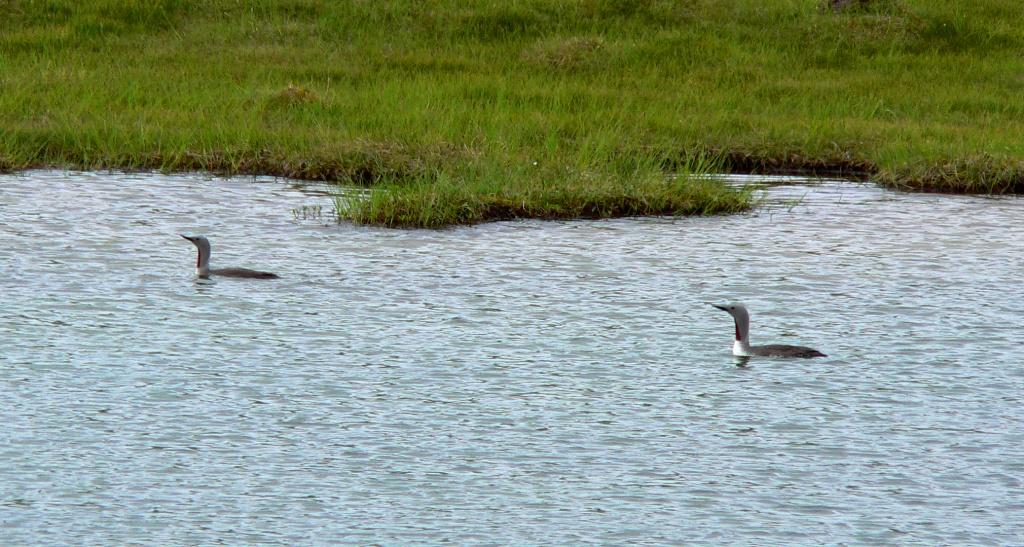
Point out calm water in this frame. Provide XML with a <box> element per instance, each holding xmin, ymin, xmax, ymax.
<box><xmin>1</xmin><ymin>171</ymin><xmax>1022</xmax><ymax>544</ymax></box>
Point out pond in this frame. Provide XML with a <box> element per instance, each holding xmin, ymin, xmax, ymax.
<box><xmin>1</xmin><ymin>171</ymin><xmax>1021</xmax><ymax>544</ymax></box>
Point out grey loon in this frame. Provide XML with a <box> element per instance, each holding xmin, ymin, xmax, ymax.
<box><xmin>181</xmin><ymin>234</ymin><xmax>279</xmax><ymax>279</ymax></box>
<box><xmin>713</xmin><ymin>303</ymin><xmax>826</xmax><ymax>358</ymax></box>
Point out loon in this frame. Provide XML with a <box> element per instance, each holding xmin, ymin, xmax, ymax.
<box><xmin>180</xmin><ymin>234</ymin><xmax>279</xmax><ymax>279</ymax></box>
<box><xmin>713</xmin><ymin>303</ymin><xmax>826</xmax><ymax>358</ymax></box>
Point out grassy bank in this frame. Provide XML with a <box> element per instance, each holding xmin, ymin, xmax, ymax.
<box><xmin>2</xmin><ymin>1</ymin><xmax>1023</xmax><ymax>226</ymax></box>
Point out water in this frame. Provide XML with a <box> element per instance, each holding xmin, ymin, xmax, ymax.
<box><xmin>1</xmin><ymin>171</ymin><xmax>1022</xmax><ymax>544</ymax></box>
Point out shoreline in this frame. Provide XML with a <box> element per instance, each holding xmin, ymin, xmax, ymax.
<box><xmin>5</xmin><ymin>150</ymin><xmax>1020</xmax><ymax>194</ymax></box>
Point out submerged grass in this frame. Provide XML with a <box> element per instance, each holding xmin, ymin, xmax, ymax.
<box><xmin>2</xmin><ymin>1</ymin><xmax>1023</xmax><ymax>225</ymax></box>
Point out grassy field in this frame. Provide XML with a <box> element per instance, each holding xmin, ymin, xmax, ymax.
<box><xmin>2</xmin><ymin>0</ymin><xmax>1022</xmax><ymax>227</ymax></box>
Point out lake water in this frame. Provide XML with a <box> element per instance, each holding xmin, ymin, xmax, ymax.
<box><xmin>1</xmin><ymin>171</ymin><xmax>1022</xmax><ymax>544</ymax></box>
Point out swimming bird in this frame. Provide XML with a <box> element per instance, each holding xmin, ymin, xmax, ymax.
<box><xmin>180</xmin><ymin>234</ymin><xmax>279</xmax><ymax>279</ymax></box>
<box><xmin>712</xmin><ymin>303</ymin><xmax>826</xmax><ymax>358</ymax></box>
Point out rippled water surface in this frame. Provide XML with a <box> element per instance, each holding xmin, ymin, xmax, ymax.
<box><xmin>1</xmin><ymin>171</ymin><xmax>1022</xmax><ymax>544</ymax></box>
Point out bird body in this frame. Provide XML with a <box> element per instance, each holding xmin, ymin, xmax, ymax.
<box><xmin>207</xmin><ymin>267</ymin><xmax>280</xmax><ymax>279</ymax></box>
<box><xmin>180</xmin><ymin>235</ymin><xmax>279</xmax><ymax>279</ymax></box>
<box><xmin>713</xmin><ymin>303</ymin><xmax>825</xmax><ymax>358</ymax></box>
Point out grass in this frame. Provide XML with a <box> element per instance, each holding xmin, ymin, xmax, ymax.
<box><xmin>337</xmin><ymin>154</ymin><xmax>750</xmax><ymax>227</ymax></box>
<box><xmin>2</xmin><ymin>1</ymin><xmax>1023</xmax><ymax>226</ymax></box>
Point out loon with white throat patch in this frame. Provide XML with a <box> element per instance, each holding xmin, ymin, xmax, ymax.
<box><xmin>180</xmin><ymin>234</ymin><xmax>279</xmax><ymax>279</ymax></box>
<box><xmin>712</xmin><ymin>303</ymin><xmax>825</xmax><ymax>358</ymax></box>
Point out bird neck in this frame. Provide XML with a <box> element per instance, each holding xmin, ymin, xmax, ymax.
<box><xmin>732</xmin><ymin>317</ymin><xmax>751</xmax><ymax>355</ymax></box>
<box><xmin>732</xmin><ymin>339</ymin><xmax>751</xmax><ymax>356</ymax></box>
<box><xmin>195</xmin><ymin>246</ymin><xmax>211</xmax><ymax>277</ymax></box>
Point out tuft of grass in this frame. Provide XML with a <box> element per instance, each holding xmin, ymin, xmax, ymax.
<box><xmin>265</xmin><ymin>84</ymin><xmax>319</xmax><ymax>110</ymax></box>
<box><xmin>524</xmin><ymin>37</ymin><xmax>605</xmax><ymax>71</ymax></box>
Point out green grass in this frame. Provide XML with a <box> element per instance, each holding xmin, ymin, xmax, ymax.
<box><xmin>337</xmin><ymin>154</ymin><xmax>750</xmax><ymax>227</ymax></box>
<box><xmin>2</xmin><ymin>0</ymin><xmax>1023</xmax><ymax>226</ymax></box>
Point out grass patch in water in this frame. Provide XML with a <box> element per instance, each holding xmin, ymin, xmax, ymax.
<box><xmin>338</xmin><ymin>154</ymin><xmax>749</xmax><ymax>228</ymax></box>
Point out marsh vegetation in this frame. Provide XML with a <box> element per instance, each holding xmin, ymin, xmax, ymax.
<box><xmin>2</xmin><ymin>1</ymin><xmax>1022</xmax><ymax>226</ymax></box>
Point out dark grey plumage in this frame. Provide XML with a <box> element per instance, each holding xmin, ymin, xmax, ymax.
<box><xmin>745</xmin><ymin>344</ymin><xmax>827</xmax><ymax>359</ymax></box>
<box><xmin>209</xmin><ymin>267</ymin><xmax>279</xmax><ymax>279</ymax></box>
